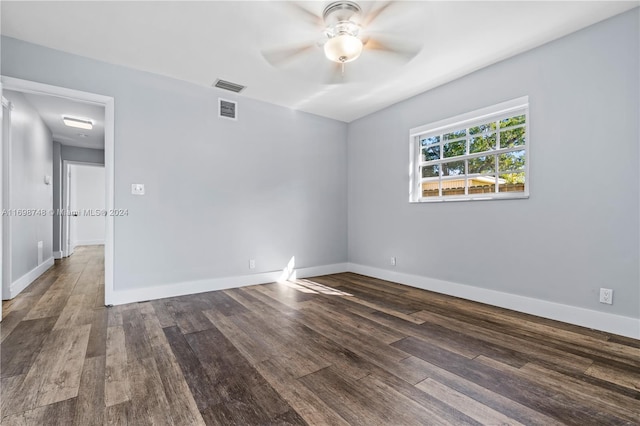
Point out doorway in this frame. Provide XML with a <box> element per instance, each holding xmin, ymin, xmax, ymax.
<box><xmin>0</xmin><ymin>77</ymin><xmax>114</xmax><ymax>311</ymax></box>
<box><xmin>63</xmin><ymin>163</ymin><xmax>106</xmax><ymax>258</ymax></box>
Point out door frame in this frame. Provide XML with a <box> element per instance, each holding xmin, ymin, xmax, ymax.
<box><xmin>1</xmin><ymin>94</ymin><xmax>13</xmax><ymax>302</ymax></box>
<box><xmin>1</xmin><ymin>76</ymin><xmax>115</xmax><ymax>306</ymax></box>
<box><xmin>62</xmin><ymin>161</ymin><xmax>105</xmax><ymax>258</ymax></box>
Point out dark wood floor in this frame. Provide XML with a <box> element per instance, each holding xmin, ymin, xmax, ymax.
<box><xmin>1</xmin><ymin>246</ymin><xmax>639</xmax><ymax>425</ymax></box>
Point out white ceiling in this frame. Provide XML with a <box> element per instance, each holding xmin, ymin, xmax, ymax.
<box><xmin>2</xmin><ymin>1</ymin><xmax>637</xmax><ymax>122</ymax></box>
<box><xmin>21</xmin><ymin>92</ymin><xmax>105</xmax><ymax>149</ymax></box>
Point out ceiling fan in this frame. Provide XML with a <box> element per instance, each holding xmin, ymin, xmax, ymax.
<box><xmin>262</xmin><ymin>1</ymin><xmax>421</xmax><ymax>82</ymax></box>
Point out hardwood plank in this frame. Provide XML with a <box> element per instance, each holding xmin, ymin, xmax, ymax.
<box><xmin>254</xmin><ymin>358</ymin><xmax>350</xmax><ymax>426</ymax></box>
<box><xmin>390</xmin><ymin>353</ymin><xmax>564</xmax><ymax>426</ymax></box>
<box><xmin>185</xmin><ymin>327</ymin><xmax>296</xmax><ymax>423</ymax></box>
<box><xmin>73</xmin><ymin>355</ymin><xmax>105</xmax><ymax>425</ymax></box>
<box><xmin>299</xmin><ymin>366</ymin><xmax>449</xmax><ymax>426</ymax></box>
<box><xmin>302</xmin><ymin>300</ymin><xmax>407</xmax><ymax>345</ymax></box>
<box><xmin>1</xmin><ymin>398</ymin><xmax>77</xmax><ymax>426</ymax></box>
<box><xmin>85</xmin><ymin>307</ymin><xmax>108</xmax><ymax>358</ymax></box>
<box><xmin>585</xmin><ymin>362</ymin><xmax>640</xmax><ymax>392</ymax></box>
<box><xmin>392</xmin><ymin>336</ymin><xmax>632</xmax><ymax>425</ymax></box>
<box><xmin>127</xmin><ymin>355</ymin><xmax>175</xmax><ymax>425</ymax></box>
<box><xmin>1</xmin><ymin>316</ymin><xmax>57</xmax><ymax>378</ymax></box>
<box><xmin>204</xmin><ymin>290</ymin><xmax>250</xmax><ymax>317</ymax></box>
<box><xmin>496</xmin><ymin>360</ymin><xmax>640</xmax><ymax>423</ymax></box>
<box><xmin>104</xmin><ymin>326</ymin><xmax>131</xmax><ymax>407</ymax></box>
<box><xmin>35</xmin><ymin>324</ymin><xmax>91</xmax><ymax>407</ymax></box>
<box><xmin>163</xmin><ymin>325</ymin><xmax>223</xmax><ymax>411</ymax></box>
<box><xmin>52</xmin><ymin>294</ymin><xmax>90</xmax><ymax>329</ymax></box>
<box><xmin>104</xmin><ymin>401</ymin><xmax>134</xmax><ymax>426</ymax></box>
<box><xmin>3</xmin><ymin>325</ymin><xmax>90</xmax><ymax>415</ymax></box>
<box><xmin>0</xmin><ymin>374</ymin><xmax>25</xmax><ymax>419</ymax></box>
<box><xmin>202</xmin><ymin>309</ymin><xmax>273</xmax><ymax>365</ymax></box>
<box><xmin>150</xmin><ymin>299</ymin><xmax>176</xmax><ymax>328</ymax></box>
<box><xmin>122</xmin><ymin>308</ymin><xmax>153</xmax><ymax>360</ymax></box>
<box><xmin>411</xmin><ymin>308</ymin><xmax>594</xmax><ymax>373</ymax></box>
<box><xmin>144</xmin><ymin>315</ymin><xmax>206</xmax><ymax>425</ymax></box>
<box><xmin>416</xmin><ymin>377</ymin><xmax>525</xmax><ymax>425</ymax></box>
<box><xmin>23</xmin><ymin>272</ymin><xmax>80</xmax><ymax>320</ymax></box>
<box><xmin>0</xmin><ymin>309</ymin><xmax>30</xmax><ymax>343</ymax></box>
<box><xmin>360</xmin><ymin>371</ymin><xmax>480</xmax><ymax>426</ymax></box>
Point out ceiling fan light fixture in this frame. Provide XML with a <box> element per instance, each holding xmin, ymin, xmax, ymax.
<box><xmin>324</xmin><ymin>33</ymin><xmax>363</xmax><ymax>63</ymax></box>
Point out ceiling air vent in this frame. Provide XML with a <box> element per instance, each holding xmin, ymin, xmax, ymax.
<box><xmin>218</xmin><ymin>98</ymin><xmax>237</xmax><ymax>121</ymax></box>
<box><xmin>213</xmin><ymin>79</ymin><xmax>246</xmax><ymax>93</ymax></box>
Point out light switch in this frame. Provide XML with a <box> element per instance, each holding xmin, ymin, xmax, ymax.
<box><xmin>131</xmin><ymin>183</ymin><xmax>145</xmax><ymax>195</ymax></box>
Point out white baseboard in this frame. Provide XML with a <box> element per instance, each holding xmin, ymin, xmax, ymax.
<box><xmin>75</xmin><ymin>239</ymin><xmax>104</xmax><ymax>246</ymax></box>
<box><xmin>53</xmin><ymin>251</ymin><xmax>63</xmax><ymax>259</ymax></box>
<box><xmin>8</xmin><ymin>257</ymin><xmax>55</xmax><ymax>299</ymax></box>
<box><xmin>108</xmin><ymin>262</ymin><xmax>349</xmax><ymax>306</ymax></box>
<box><xmin>347</xmin><ymin>263</ymin><xmax>640</xmax><ymax>340</ymax></box>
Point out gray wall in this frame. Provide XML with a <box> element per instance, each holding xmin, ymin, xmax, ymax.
<box><xmin>2</xmin><ymin>37</ymin><xmax>348</xmax><ymax>291</ymax></box>
<box><xmin>52</xmin><ymin>143</ymin><xmax>104</xmax><ymax>253</ymax></box>
<box><xmin>4</xmin><ymin>90</ymin><xmax>53</xmax><ymax>281</ymax></box>
<box><xmin>347</xmin><ymin>10</ymin><xmax>639</xmax><ymax>319</ymax></box>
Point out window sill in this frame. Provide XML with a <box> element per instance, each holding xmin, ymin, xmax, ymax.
<box><xmin>410</xmin><ymin>193</ymin><xmax>529</xmax><ymax>203</ymax></box>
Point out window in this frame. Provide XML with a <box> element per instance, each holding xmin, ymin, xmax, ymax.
<box><xmin>409</xmin><ymin>96</ymin><xmax>529</xmax><ymax>202</ymax></box>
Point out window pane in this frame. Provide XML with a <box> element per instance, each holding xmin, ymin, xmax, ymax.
<box><xmin>422</xmin><ymin>145</ymin><xmax>440</xmax><ymax>162</ymax></box>
<box><xmin>421</xmin><ymin>136</ymin><xmax>440</xmax><ymax>146</ymax></box>
<box><xmin>500</xmin><ymin>114</ymin><xmax>526</xmax><ymax>129</ymax></box>
<box><xmin>443</xmin><ymin>130</ymin><xmax>466</xmax><ymax>141</ymax></box>
<box><xmin>499</xmin><ymin>173</ymin><xmax>525</xmax><ymax>193</ymax></box>
<box><xmin>500</xmin><ymin>127</ymin><xmax>525</xmax><ymax>148</ymax></box>
<box><xmin>468</xmin><ymin>156</ymin><xmax>495</xmax><ymax>174</ymax></box>
<box><xmin>468</xmin><ymin>175</ymin><xmax>497</xmax><ymax>194</ymax></box>
<box><xmin>421</xmin><ymin>181</ymin><xmax>439</xmax><ymax>197</ymax></box>
<box><xmin>441</xmin><ymin>178</ymin><xmax>466</xmax><ymax>196</ymax></box>
<box><xmin>443</xmin><ymin>141</ymin><xmax>466</xmax><ymax>158</ymax></box>
<box><xmin>469</xmin><ymin>133</ymin><xmax>496</xmax><ymax>154</ymax></box>
<box><xmin>469</xmin><ymin>122</ymin><xmax>497</xmax><ymax>135</ymax></box>
<box><xmin>499</xmin><ymin>150</ymin><xmax>525</xmax><ymax>172</ymax></box>
<box><xmin>442</xmin><ymin>160</ymin><xmax>465</xmax><ymax>176</ymax></box>
<box><xmin>421</xmin><ymin>164</ymin><xmax>439</xmax><ymax>178</ymax></box>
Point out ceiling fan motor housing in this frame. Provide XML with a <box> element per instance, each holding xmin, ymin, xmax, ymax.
<box><xmin>322</xmin><ymin>1</ymin><xmax>362</xmax><ymax>25</ymax></box>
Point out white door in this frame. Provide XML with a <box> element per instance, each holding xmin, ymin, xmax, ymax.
<box><xmin>65</xmin><ymin>165</ymin><xmax>77</xmax><ymax>257</ymax></box>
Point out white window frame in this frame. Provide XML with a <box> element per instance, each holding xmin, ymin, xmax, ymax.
<box><xmin>409</xmin><ymin>96</ymin><xmax>530</xmax><ymax>203</ymax></box>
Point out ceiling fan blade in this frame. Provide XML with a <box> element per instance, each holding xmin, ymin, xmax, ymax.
<box><xmin>363</xmin><ymin>36</ymin><xmax>422</xmax><ymax>62</ymax></box>
<box><xmin>361</xmin><ymin>1</ymin><xmax>395</xmax><ymax>27</ymax></box>
<box><xmin>262</xmin><ymin>43</ymin><xmax>317</xmax><ymax>67</ymax></box>
<box><xmin>285</xmin><ymin>2</ymin><xmax>324</xmax><ymax>28</ymax></box>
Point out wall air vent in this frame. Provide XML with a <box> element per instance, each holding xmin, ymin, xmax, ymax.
<box><xmin>218</xmin><ymin>98</ymin><xmax>237</xmax><ymax>121</ymax></box>
<box><xmin>213</xmin><ymin>79</ymin><xmax>246</xmax><ymax>93</ymax></box>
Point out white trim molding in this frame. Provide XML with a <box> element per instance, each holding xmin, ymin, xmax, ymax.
<box><xmin>53</xmin><ymin>251</ymin><xmax>63</xmax><ymax>259</ymax></box>
<box><xmin>7</xmin><ymin>257</ymin><xmax>54</xmax><ymax>299</ymax></box>
<box><xmin>1</xmin><ymin>76</ymin><xmax>115</xmax><ymax>307</ymax></box>
<box><xmin>347</xmin><ymin>263</ymin><xmax>640</xmax><ymax>340</ymax></box>
<box><xmin>108</xmin><ymin>263</ymin><xmax>349</xmax><ymax>306</ymax></box>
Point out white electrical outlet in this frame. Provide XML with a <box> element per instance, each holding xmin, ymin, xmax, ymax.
<box><xmin>131</xmin><ymin>183</ymin><xmax>145</xmax><ymax>195</ymax></box>
<box><xmin>390</xmin><ymin>257</ymin><xmax>396</xmax><ymax>267</ymax></box>
<box><xmin>599</xmin><ymin>288</ymin><xmax>613</xmax><ymax>305</ymax></box>
<box><xmin>249</xmin><ymin>259</ymin><xmax>256</xmax><ymax>269</ymax></box>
